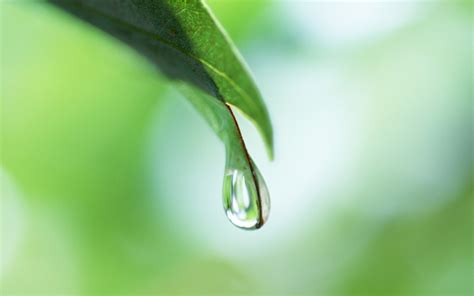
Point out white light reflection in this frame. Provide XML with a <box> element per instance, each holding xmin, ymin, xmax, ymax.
<box><xmin>283</xmin><ymin>0</ymin><xmax>423</xmax><ymax>49</ymax></box>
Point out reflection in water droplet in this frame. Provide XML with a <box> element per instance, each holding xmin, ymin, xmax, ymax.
<box><xmin>222</xmin><ymin>158</ymin><xmax>270</xmax><ymax>230</ymax></box>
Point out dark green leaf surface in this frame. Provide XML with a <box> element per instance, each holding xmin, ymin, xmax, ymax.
<box><xmin>48</xmin><ymin>0</ymin><xmax>273</xmax><ymax>159</ymax></box>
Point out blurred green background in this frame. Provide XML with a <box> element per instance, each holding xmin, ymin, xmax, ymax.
<box><xmin>1</xmin><ymin>1</ymin><xmax>472</xmax><ymax>295</ymax></box>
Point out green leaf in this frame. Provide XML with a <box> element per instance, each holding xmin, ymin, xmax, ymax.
<box><xmin>48</xmin><ymin>0</ymin><xmax>273</xmax><ymax>228</ymax></box>
<box><xmin>48</xmin><ymin>0</ymin><xmax>273</xmax><ymax>159</ymax></box>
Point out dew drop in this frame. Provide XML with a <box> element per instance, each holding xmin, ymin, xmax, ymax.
<box><xmin>222</xmin><ymin>156</ymin><xmax>270</xmax><ymax>230</ymax></box>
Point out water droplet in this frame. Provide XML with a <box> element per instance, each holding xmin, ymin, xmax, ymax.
<box><xmin>222</xmin><ymin>157</ymin><xmax>270</xmax><ymax>230</ymax></box>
